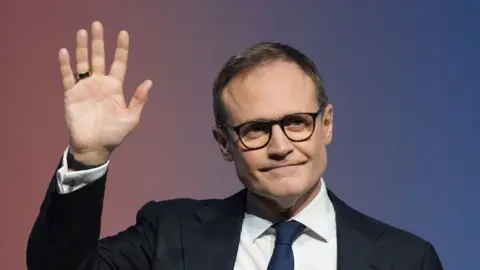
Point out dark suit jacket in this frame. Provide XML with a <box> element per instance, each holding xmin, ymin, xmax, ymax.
<box><xmin>27</xmin><ymin>159</ymin><xmax>443</xmax><ymax>270</ymax></box>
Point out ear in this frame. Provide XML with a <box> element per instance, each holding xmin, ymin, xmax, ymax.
<box><xmin>212</xmin><ymin>126</ymin><xmax>233</xmax><ymax>162</ymax></box>
<box><xmin>322</xmin><ymin>104</ymin><xmax>334</xmax><ymax>145</ymax></box>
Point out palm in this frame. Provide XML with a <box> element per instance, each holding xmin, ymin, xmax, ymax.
<box><xmin>66</xmin><ymin>76</ymin><xmax>129</xmax><ymax>151</ymax></box>
<box><xmin>58</xmin><ymin>21</ymin><xmax>152</xmax><ymax>159</ymax></box>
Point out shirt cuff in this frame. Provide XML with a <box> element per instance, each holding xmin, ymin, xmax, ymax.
<box><xmin>55</xmin><ymin>146</ymin><xmax>110</xmax><ymax>194</ymax></box>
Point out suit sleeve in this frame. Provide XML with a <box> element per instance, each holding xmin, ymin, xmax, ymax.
<box><xmin>421</xmin><ymin>242</ymin><xmax>443</xmax><ymax>270</ymax></box>
<box><xmin>26</xmin><ymin>157</ymin><xmax>159</xmax><ymax>270</ymax></box>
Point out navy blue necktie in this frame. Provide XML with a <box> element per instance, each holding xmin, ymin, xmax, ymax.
<box><xmin>267</xmin><ymin>220</ymin><xmax>306</xmax><ymax>270</ymax></box>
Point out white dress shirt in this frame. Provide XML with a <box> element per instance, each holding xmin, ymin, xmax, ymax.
<box><xmin>235</xmin><ymin>178</ymin><xmax>337</xmax><ymax>270</ymax></box>
<box><xmin>56</xmin><ymin>146</ymin><xmax>337</xmax><ymax>269</ymax></box>
<box><xmin>56</xmin><ymin>146</ymin><xmax>110</xmax><ymax>194</ymax></box>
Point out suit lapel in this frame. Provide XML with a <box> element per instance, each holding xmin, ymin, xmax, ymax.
<box><xmin>181</xmin><ymin>190</ymin><xmax>246</xmax><ymax>270</ymax></box>
<box><xmin>328</xmin><ymin>190</ymin><xmax>395</xmax><ymax>270</ymax></box>
<box><xmin>181</xmin><ymin>188</ymin><xmax>396</xmax><ymax>270</ymax></box>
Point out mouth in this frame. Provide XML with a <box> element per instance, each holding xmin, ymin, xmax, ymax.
<box><xmin>260</xmin><ymin>161</ymin><xmax>307</xmax><ymax>172</ymax></box>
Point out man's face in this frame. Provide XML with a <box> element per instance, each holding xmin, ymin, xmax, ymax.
<box><xmin>214</xmin><ymin>60</ymin><xmax>333</xmax><ymax>202</ymax></box>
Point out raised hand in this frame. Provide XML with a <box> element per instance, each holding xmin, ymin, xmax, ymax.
<box><xmin>59</xmin><ymin>21</ymin><xmax>153</xmax><ymax>165</ymax></box>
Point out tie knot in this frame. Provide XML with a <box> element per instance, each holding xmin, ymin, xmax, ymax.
<box><xmin>272</xmin><ymin>220</ymin><xmax>306</xmax><ymax>246</ymax></box>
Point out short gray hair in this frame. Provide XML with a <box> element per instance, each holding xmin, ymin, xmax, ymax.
<box><xmin>212</xmin><ymin>42</ymin><xmax>328</xmax><ymax>125</ymax></box>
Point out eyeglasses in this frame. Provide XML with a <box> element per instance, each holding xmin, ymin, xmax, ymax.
<box><xmin>223</xmin><ymin>108</ymin><xmax>323</xmax><ymax>150</ymax></box>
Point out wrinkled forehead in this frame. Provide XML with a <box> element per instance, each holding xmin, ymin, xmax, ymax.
<box><xmin>222</xmin><ymin>61</ymin><xmax>318</xmax><ymax>125</ymax></box>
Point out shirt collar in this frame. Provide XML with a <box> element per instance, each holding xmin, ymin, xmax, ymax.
<box><xmin>243</xmin><ymin>178</ymin><xmax>336</xmax><ymax>243</ymax></box>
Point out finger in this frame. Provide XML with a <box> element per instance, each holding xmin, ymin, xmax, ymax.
<box><xmin>109</xmin><ymin>30</ymin><xmax>129</xmax><ymax>82</ymax></box>
<box><xmin>91</xmin><ymin>21</ymin><xmax>105</xmax><ymax>75</ymax></box>
<box><xmin>76</xmin><ymin>29</ymin><xmax>90</xmax><ymax>74</ymax></box>
<box><xmin>128</xmin><ymin>80</ymin><xmax>153</xmax><ymax>113</ymax></box>
<box><xmin>58</xmin><ymin>48</ymin><xmax>75</xmax><ymax>90</ymax></box>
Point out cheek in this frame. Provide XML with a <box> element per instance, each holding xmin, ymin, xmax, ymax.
<box><xmin>230</xmin><ymin>144</ymin><xmax>265</xmax><ymax>171</ymax></box>
<box><xmin>295</xmin><ymin>134</ymin><xmax>328</xmax><ymax>172</ymax></box>
<box><xmin>297</xmin><ymin>136</ymin><xmax>324</xmax><ymax>159</ymax></box>
<box><xmin>308</xmin><ymin>136</ymin><xmax>328</xmax><ymax>173</ymax></box>
<box><xmin>240</xmin><ymin>151</ymin><xmax>266</xmax><ymax>170</ymax></box>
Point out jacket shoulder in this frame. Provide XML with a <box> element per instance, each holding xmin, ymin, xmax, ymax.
<box><xmin>363</xmin><ymin>212</ymin><xmax>442</xmax><ymax>267</ymax></box>
<box><xmin>361</xmin><ymin>209</ymin><xmax>431</xmax><ymax>248</ymax></box>
<box><xmin>329</xmin><ymin>190</ymin><xmax>441</xmax><ymax>265</ymax></box>
<box><xmin>134</xmin><ymin>194</ymin><xmax>233</xmax><ymax>223</ymax></box>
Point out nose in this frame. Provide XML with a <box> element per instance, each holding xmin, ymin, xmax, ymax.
<box><xmin>267</xmin><ymin>125</ymin><xmax>293</xmax><ymax>160</ymax></box>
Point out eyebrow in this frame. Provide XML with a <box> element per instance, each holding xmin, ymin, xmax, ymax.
<box><xmin>237</xmin><ymin>107</ymin><xmax>322</xmax><ymax>126</ymax></box>
<box><xmin>239</xmin><ymin>111</ymin><xmax>306</xmax><ymax>124</ymax></box>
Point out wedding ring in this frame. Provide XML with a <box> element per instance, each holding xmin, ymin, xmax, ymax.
<box><xmin>75</xmin><ymin>70</ymin><xmax>91</xmax><ymax>82</ymax></box>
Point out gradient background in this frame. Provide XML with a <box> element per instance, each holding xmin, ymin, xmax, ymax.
<box><xmin>1</xmin><ymin>1</ymin><xmax>478</xmax><ymax>269</ymax></box>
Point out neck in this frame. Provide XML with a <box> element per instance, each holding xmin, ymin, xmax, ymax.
<box><xmin>246</xmin><ymin>179</ymin><xmax>322</xmax><ymax>222</ymax></box>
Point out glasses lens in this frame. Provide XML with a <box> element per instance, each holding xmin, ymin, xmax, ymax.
<box><xmin>283</xmin><ymin>114</ymin><xmax>315</xmax><ymax>141</ymax></box>
<box><xmin>238</xmin><ymin>121</ymin><xmax>270</xmax><ymax>149</ymax></box>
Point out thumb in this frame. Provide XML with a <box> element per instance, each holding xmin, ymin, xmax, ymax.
<box><xmin>128</xmin><ymin>79</ymin><xmax>153</xmax><ymax>114</ymax></box>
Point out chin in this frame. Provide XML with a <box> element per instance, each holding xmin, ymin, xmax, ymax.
<box><xmin>261</xmin><ymin>177</ymin><xmax>313</xmax><ymax>200</ymax></box>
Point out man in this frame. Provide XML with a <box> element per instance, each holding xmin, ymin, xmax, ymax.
<box><xmin>27</xmin><ymin>21</ymin><xmax>443</xmax><ymax>270</ymax></box>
